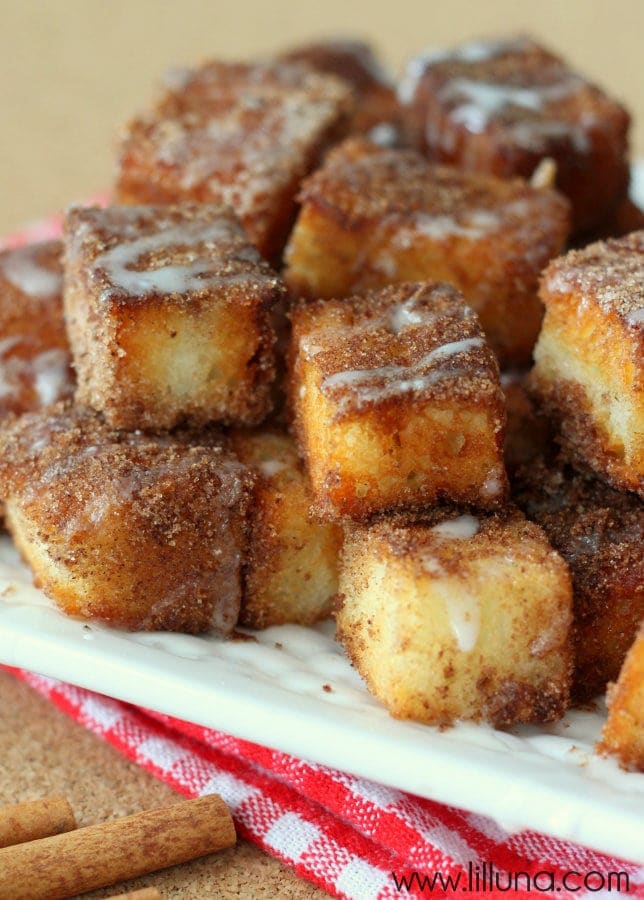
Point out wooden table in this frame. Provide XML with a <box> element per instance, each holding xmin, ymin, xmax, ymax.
<box><xmin>1</xmin><ymin>2</ymin><xmax>642</xmax><ymax>896</ymax></box>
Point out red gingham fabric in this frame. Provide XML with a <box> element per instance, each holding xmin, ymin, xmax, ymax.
<box><xmin>2</xmin><ymin>213</ymin><xmax>644</xmax><ymax>899</ymax></box>
<box><xmin>5</xmin><ymin>669</ymin><xmax>643</xmax><ymax>899</ymax></box>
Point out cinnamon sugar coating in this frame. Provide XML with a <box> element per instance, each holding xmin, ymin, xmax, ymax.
<box><xmin>597</xmin><ymin>623</ymin><xmax>644</xmax><ymax>771</ymax></box>
<box><xmin>290</xmin><ymin>281</ymin><xmax>507</xmax><ymax>520</ymax></box>
<box><xmin>277</xmin><ymin>39</ymin><xmax>401</xmax><ymax>140</ymax></box>
<box><xmin>229</xmin><ymin>427</ymin><xmax>342</xmax><ymax>628</ymax></box>
<box><xmin>531</xmin><ymin>232</ymin><xmax>643</xmax><ymax>497</ymax></box>
<box><xmin>337</xmin><ymin>506</ymin><xmax>572</xmax><ymax>726</ymax></box>
<box><xmin>116</xmin><ymin>60</ymin><xmax>353</xmax><ymax>261</ymax></box>
<box><xmin>399</xmin><ymin>36</ymin><xmax>630</xmax><ymax>231</ymax></box>
<box><xmin>64</xmin><ymin>204</ymin><xmax>285</xmax><ymax>430</ymax></box>
<box><xmin>0</xmin><ymin>404</ymin><xmax>253</xmax><ymax>634</ymax></box>
<box><xmin>542</xmin><ymin>231</ymin><xmax>644</xmax><ymax>329</ymax></box>
<box><xmin>0</xmin><ymin>241</ymin><xmax>74</xmax><ymax>418</ymax></box>
<box><xmin>284</xmin><ymin>138</ymin><xmax>569</xmax><ymax>366</ymax></box>
<box><xmin>513</xmin><ymin>456</ymin><xmax>644</xmax><ymax>701</ymax></box>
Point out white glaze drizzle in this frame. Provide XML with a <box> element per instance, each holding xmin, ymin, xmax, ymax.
<box><xmin>31</xmin><ymin>349</ymin><xmax>71</xmax><ymax>406</ymax></box>
<box><xmin>413</xmin><ymin>210</ymin><xmax>500</xmax><ymax>240</ymax></box>
<box><xmin>480</xmin><ymin>469</ymin><xmax>504</xmax><ymax>499</ymax></box>
<box><xmin>367</xmin><ymin>122</ymin><xmax>400</xmax><ymax>147</ymax></box>
<box><xmin>626</xmin><ymin>307</ymin><xmax>644</xmax><ymax>326</ymax></box>
<box><xmin>431</xmin><ymin>514</ymin><xmax>480</xmax><ymax>540</ymax></box>
<box><xmin>321</xmin><ymin>336</ymin><xmax>484</xmax><ymax>410</ymax></box>
<box><xmin>388</xmin><ymin>290</ymin><xmax>440</xmax><ymax>333</ymax></box>
<box><xmin>258</xmin><ymin>459</ymin><xmax>289</xmax><ymax>478</ymax></box>
<box><xmin>93</xmin><ymin>219</ymin><xmax>270</xmax><ymax>298</ymax></box>
<box><xmin>397</xmin><ymin>37</ymin><xmax>531</xmax><ymax>105</ymax></box>
<box><xmin>434</xmin><ymin>580</ymin><xmax>481</xmax><ymax>653</ymax></box>
<box><xmin>0</xmin><ymin>246</ymin><xmax>62</xmax><ymax>298</ymax></box>
<box><xmin>442</xmin><ymin>77</ymin><xmax>583</xmax><ymax>134</ymax></box>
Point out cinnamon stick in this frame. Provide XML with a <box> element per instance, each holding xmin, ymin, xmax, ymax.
<box><xmin>0</xmin><ymin>797</ymin><xmax>76</xmax><ymax>848</ymax></box>
<box><xmin>0</xmin><ymin>794</ymin><xmax>235</xmax><ymax>900</ymax></box>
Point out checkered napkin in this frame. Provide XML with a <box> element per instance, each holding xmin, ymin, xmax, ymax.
<box><xmin>3</xmin><ymin>215</ymin><xmax>644</xmax><ymax>900</ymax></box>
<box><xmin>4</xmin><ymin>669</ymin><xmax>641</xmax><ymax>900</ymax></box>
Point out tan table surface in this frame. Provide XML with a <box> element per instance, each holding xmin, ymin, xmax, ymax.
<box><xmin>1</xmin><ymin>0</ymin><xmax>643</xmax><ymax>233</ymax></box>
<box><xmin>1</xmin><ymin>2</ymin><xmax>643</xmax><ymax>897</ymax></box>
<box><xmin>0</xmin><ymin>671</ymin><xmax>328</xmax><ymax>898</ymax></box>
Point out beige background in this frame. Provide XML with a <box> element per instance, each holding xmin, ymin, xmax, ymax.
<box><xmin>0</xmin><ymin>3</ymin><xmax>642</xmax><ymax>896</ymax></box>
<box><xmin>1</xmin><ymin>0</ymin><xmax>643</xmax><ymax>233</ymax></box>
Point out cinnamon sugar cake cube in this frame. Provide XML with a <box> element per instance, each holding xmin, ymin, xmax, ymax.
<box><xmin>64</xmin><ymin>204</ymin><xmax>285</xmax><ymax>430</ymax></box>
<box><xmin>229</xmin><ymin>428</ymin><xmax>342</xmax><ymax>628</ymax></box>
<box><xmin>116</xmin><ymin>61</ymin><xmax>353</xmax><ymax>261</ymax></box>
<box><xmin>530</xmin><ymin>232</ymin><xmax>644</xmax><ymax>497</ymax></box>
<box><xmin>336</xmin><ymin>508</ymin><xmax>572</xmax><ymax>726</ymax></box>
<box><xmin>290</xmin><ymin>282</ymin><xmax>508</xmax><ymax>520</ymax></box>
<box><xmin>278</xmin><ymin>39</ymin><xmax>401</xmax><ymax>142</ymax></box>
<box><xmin>598</xmin><ymin>623</ymin><xmax>644</xmax><ymax>771</ymax></box>
<box><xmin>284</xmin><ymin>138</ymin><xmax>569</xmax><ymax>366</ymax></box>
<box><xmin>0</xmin><ymin>404</ymin><xmax>252</xmax><ymax>634</ymax></box>
<box><xmin>399</xmin><ymin>36</ymin><xmax>630</xmax><ymax>232</ymax></box>
<box><xmin>0</xmin><ymin>241</ymin><xmax>74</xmax><ymax>418</ymax></box>
<box><xmin>514</xmin><ymin>456</ymin><xmax>644</xmax><ymax>701</ymax></box>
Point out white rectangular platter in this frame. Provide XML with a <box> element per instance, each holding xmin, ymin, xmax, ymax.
<box><xmin>1</xmin><ymin>536</ymin><xmax>643</xmax><ymax>865</ymax></box>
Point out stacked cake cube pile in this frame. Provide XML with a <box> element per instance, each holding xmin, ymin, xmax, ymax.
<box><xmin>0</xmin><ymin>37</ymin><xmax>641</xmax><ymax>768</ymax></box>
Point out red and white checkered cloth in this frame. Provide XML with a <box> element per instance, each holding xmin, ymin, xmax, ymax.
<box><xmin>2</xmin><ymin>211</ymin><xmax>644</xmax><ymax>899</ymax></box>
<box><xmin>4</xmin><ymin>669</ymin><xmax>643</xmax><ymax>899</ymax></box>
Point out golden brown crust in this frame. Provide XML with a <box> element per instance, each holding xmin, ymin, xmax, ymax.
<box><xmin>338</xmin><ymin>505</ymin><xmax>572</xmax><ymax>726</ymax></box>
<box><xmin>64</xmin><ymin>204</ymin><xmax>284</xmax><ymax>430</ymax></box>
<box><xmin>229</xmin><ymin>428</ymin><xmax>342</xmax><ymax>628</ymax></box>
<box><xmin>296</xmin><ymin>138</ymin><xmax>567</xmax><ymax>237</ymax></box>
<box><xmin>513</xmin><ymin>455</ymin><xmax>644</xmax><ymax>701</ymax></box>
<box><xmin>531</xmin><ymin>375</ymin><xmax>644</xmax><ymax>497</ymax></box>
<box><xmin>531</xmin><ymin>233</ymin><xmax>644</xmax><ymax>497</ymax></box>
<box><xmin>279</xmin><ymin>39</ymin><xmax>390</xmax><ymax>95</ymax></box>
<box><xmin>399</xmin><ymin>36</ymin><xmax>630</xmax><ymax>231</ymax></box>
<box><xmin>541</xmin><ymin>231</ymin><xmax>644</xmax><ymax>331</ymax></box>
<box><xmin>0</xmin><ymin>241</ymin><xmax>74</xmax><ymax>418</ymax></box>
<box><xmin>116</xmin><ymin>61</ymin><xmax>354</xmax><ymax>261</ymax></box>
<box><xmin>277</xmin><ymin>39</ymin><xmax>401</xmax><ymax>138</ymax></box>
<box><xmin>284</xmin><ymin>138</ymin><xmax>569</xmax><ymax>366</ymax></box>
<box><xmin>0</xmin><ymin>404</ymin><xmax>253</xmax><ymax>634</ymax></box>
<box><xmin>597</xmin><ymin>622</ymin><xmax>644</xmax><ymax>771</ymax></box>
<box><xmin>292</xmin><ymin>282</ymin><xmax>502</xmax><ymax>412</ymax></box>
<box><xmin>289</xmin><ymin>281</ymin><xmax>508</xmax><ymax>519</ymax></box>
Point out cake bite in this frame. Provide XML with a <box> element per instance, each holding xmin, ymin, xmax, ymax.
<box><xmin>399</xmin><ymin>36</ymin><xmax>630</xmax><ymax>232</ymax></box>
<box><xmin>290</xmin><ymin>282</ymin><xmax>507</xmax><ymax>520</ymax></box>
<box><xmin>278</xmin><ymin>38</ymin><xmax>401</xmax><ymax>142</ymax></box>
<box><xmin>530</xmin><ymin>232</ymin><xmax>644</xmax><ymax>497</ymax></box>
<box><xmin>514</xmin><ymin>456</ymin><xmax>644</xmax><ymax>701</ymax></box>
<box><xmin>0</xmin><ymin>404</ymin><xmax>253</xmax><ymax>633</ymax></box>
<box><xmin>284</xmin><ymin>138</ymin><xmax>569</xmax><ymax>366</ymax></box>
<box><xmin>0</xmin><ymin>241</ymin><xmax>74</xmax><ymax>418</ymax></box>
<box><xmin>229</xmin><ymin>428</ymin><xmax>342</xmax><ymax>628</ymax></box>
<box><xmin>598</xmin><ymin>623</ymin><xmax>644</xmax><ymax>771</ymax></box>
<box><xmin>116</xmin><ymin>60</ymin><xmax>353</xmax><ymax>261</ymax></box>
<box><xmin>336</xmin><ymin>507</ymin><xmax>573</xmax><ymax>726</ymax></box>
<box><xmin>64</xmin><ymin>204</ymin><xmax>285</xmax><ymax>431</ymax></box>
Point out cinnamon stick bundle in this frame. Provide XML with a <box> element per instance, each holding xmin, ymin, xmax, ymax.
<box><xmin>0</xmin><ymin>794</ymin><xmax>234</xmax><ymax>900</ymax></box>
